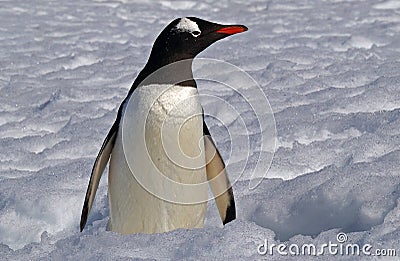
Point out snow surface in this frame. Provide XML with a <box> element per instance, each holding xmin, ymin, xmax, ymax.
<box><xmin>1</xmin><ymin>0</ymin><xmax>399</xmax><ymax>260</ymax></box>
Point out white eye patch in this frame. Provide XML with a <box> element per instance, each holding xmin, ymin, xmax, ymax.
<box><xmin>174</xmin><ymin>17</ymin><xmax>201</xmax><ymax>37</ymax></box>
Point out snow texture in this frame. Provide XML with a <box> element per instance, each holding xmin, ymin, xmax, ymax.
<box><xmin>0</xmin><ymin>0</ymin><xmax>399</xmax><ymax>260</ymax></box>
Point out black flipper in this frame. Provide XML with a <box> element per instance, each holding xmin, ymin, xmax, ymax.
<box><xmin>80</xmin><ymin>121</ymin><xmax>118</xmax><ymax>231</ymax></box>
<box><xmin>203</xmin><ymin>121</ymin><xmax>236</xmax><ymax>225</ymax></box>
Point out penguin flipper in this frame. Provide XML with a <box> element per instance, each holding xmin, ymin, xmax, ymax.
<box><xmin>204</xmin><ymin>123</ymin><xmax>236</xmax><ymax>225</ymax></box>
<box><xmin>80</xmin><ymin>123</ymin><xmax>117</xmax><ymax>231</ymax></box>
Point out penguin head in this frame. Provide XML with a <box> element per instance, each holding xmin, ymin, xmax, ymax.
<box><xmin>149</xmin><ymin>17</ymin><xmax>248</xmax><ymax>63</ymax></box>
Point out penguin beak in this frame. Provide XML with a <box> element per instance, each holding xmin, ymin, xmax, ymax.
<box><xmin>216</xmin><ymin>25</ymin><xmax>248</xmax><ymax>35</ymax></box>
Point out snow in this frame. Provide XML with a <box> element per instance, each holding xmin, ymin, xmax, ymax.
<box><xmin>1</xmin><ymin>0</ymin><xmax>399</xmax><ymax>260</ymax></box>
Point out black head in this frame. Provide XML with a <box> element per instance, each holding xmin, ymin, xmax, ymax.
<box><xmin>130</xmin><ymin>17</ymin><xmax>247</xmax><ymax>89</ymax></box>
<box><xmin>147</xmin><ymin>17</ymin><xmax>248</xmax><ymax>65</ymax></box>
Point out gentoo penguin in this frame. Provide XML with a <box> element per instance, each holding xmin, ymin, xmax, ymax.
<box><xmin>80</xmin><ymin>17</ymin><xmax>247</xmax><ymax>234</ymax></box>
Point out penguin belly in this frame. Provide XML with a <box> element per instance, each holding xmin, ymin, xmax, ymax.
<box><xmin>108</xmin><ymin>84</ymin><xmax>208</xmax><ymax>234</ymax></box>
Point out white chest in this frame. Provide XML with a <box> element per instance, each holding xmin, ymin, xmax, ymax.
<box><xmin>108</xmin><ymin>84</ymin><xmax>208</xmax><ymax>234</ymax></box>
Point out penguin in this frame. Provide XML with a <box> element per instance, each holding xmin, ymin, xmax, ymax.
<box><xmin>80</xmin><ymin>17</ymin><xmax>247</xmax><ymax>234</ymax></box>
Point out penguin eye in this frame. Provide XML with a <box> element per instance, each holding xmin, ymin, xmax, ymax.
<box><xmin>191</xmin><ymin>30</ymin><xmax>201</xmax><ymax>37</ymax></box>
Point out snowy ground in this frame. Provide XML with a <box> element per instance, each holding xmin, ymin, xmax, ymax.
<box><xmin>1</xmin><ymin>0</ymin><xmax>400</xmax><ymax>260</ymax></box>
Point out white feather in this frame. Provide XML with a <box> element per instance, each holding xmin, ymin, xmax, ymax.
<box><xmin>108</xmin><ymin>84</ymin><xmax>208</xmax><ymax>234</ymax></box>
<box><xmin>175</xmin><ymin>17</ymin><xmax>201</xmax><ymax>36</ymax></box>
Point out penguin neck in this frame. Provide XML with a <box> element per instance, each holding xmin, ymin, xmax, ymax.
<box><xmin>132</xmin><ymin>54</ymin><xmax>197</xmax><ymax>91</ymax></box>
